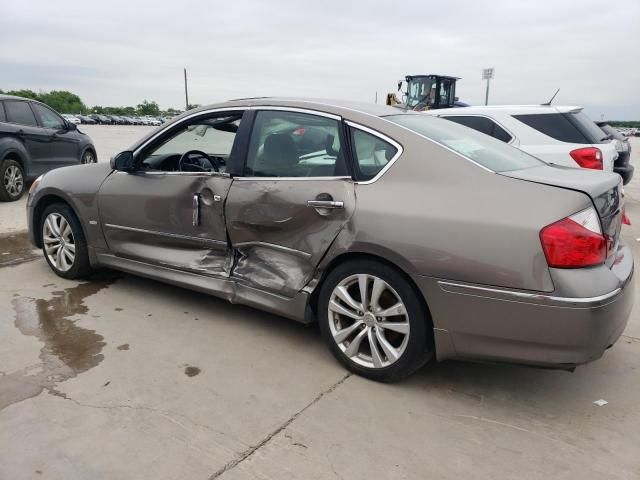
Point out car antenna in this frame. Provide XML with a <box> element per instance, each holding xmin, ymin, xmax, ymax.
<box><xmin>542</xmin><ymin>88</ymin><xmax>560</xmax><ymax>106</ymax></box>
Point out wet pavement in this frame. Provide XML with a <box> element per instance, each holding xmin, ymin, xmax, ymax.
<box><xmin>0</xmin><ymin>137</ymin><xmax>639</xmax><ymax>479</ymax></box>
<box><xmin>0</xmin><ymin>231</ymin><xmax>39</xmax><ymax>267</ymax></box>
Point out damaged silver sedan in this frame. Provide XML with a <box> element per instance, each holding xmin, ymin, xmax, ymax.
<box><xmin>27</xmin><ymin>98</ymin><xmax>633</xmax><ymax>381</ymax></box>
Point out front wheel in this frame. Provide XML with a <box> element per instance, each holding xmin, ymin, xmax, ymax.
<box><xmin>41</xmin><ymin>203</ymin><xmax>93</xmax><ymax>279</ymax></box>
<box><xmin>318</xmin><ymin>260</ymin><xmax>433</xmax><ymax>382</ymax></box>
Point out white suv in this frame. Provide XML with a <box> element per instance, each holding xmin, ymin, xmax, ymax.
<box><xmin>428</xmin><ymin>105</ymin><xmax>618</xmax><ymax>172</ymax></box>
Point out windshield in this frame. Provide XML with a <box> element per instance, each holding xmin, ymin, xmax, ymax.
<box><xmin>385</xmin><ymin>114</ymin><xmax>544</xmax><ymax>172</ymax></box>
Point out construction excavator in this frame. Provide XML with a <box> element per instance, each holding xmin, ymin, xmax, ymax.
<box><xmin>386</xmin><ymin>74</ymin><xmax>467</xmax><ymax>111</ymax></box>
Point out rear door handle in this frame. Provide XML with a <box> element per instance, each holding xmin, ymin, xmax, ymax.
<box><xmin>306</xmin><ymin>200</ymin><xmax>344</xmax><ymax>209</ymax></box>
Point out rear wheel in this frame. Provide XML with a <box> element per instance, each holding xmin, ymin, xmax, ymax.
<box><xmin>41</xmin><ymin>203</ymin><xmax>92</xmax><ymax>279</ymax></box>
<box><xmin>318</xmin><ymin>259</ymin><xmax>433</xmax><ymax>382</ymax></box>
<box><xmin>0</xmin><ymin>159</ymin><xmax>25</xmax><ymax>202</ymax></box>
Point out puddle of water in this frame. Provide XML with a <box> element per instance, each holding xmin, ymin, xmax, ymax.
<box><xmin>0</xmin><ymin>272</ymin><xmax>119</xmax><ymax>411</ymax></box>
<box><xmin>0</xmin><ymin>231</ymin><xmax>40</xmax><ymax>267</ymax></box>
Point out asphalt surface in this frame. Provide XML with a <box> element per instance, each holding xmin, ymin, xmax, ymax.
<box><xmin>1</xmin><ymin>128</ymin><xmax>639</xmax><ymax>479</ymax></box>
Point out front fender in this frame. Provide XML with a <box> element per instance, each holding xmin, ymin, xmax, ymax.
<box><xmin>28</xmin><ymin>163</ymin><xmax>114</xmax><ymax>253</ymax></box>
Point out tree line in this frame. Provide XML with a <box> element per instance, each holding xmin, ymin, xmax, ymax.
<box><xmin>0</xmin><ymin>88</ymin><xmax>188</xmax><ymax>117</ymax></box>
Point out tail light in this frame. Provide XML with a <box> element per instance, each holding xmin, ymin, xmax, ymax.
<box><xmin>570</xmin><ymin>147</ymin><xmax>603</xmax><ymax>170</ymax></box>
<box><xmin>540</xmin><ymin>207</ymin><xmax>606</xmax><ymax>268</ymax></box>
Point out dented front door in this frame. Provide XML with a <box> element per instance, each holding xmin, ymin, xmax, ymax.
<box><xmin>98</xmin><ymin>171</ymin><xmax>233</xmax><ymax>276</ymax></box>
<box><xmin>225</xmin><ymin>177</ymin><xmax>356</xmax><ymax>296</ymax></box>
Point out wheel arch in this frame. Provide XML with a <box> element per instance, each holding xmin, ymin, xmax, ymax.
<box><xmin>307</xmin><ymin>251</ymin><xmax>434</xmax><ymax>334</ymax></box>
<box><xmin>32</xmin><ymin>193</ymin><xmax>88</xmax><ymax>248</ymax></box>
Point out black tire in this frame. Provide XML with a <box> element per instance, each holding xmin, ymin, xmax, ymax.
<box><xmin>40</xmin><ymin>203</ymin><xmax>93</xmax><ymax>279</ymax></box>
<box><xmin>0</xmin><ymin>159</ymin><xmax>26</xmax><ymax>202</ymax></box>
<box><xmin>318</xmin><ymin>259</ymin><xmax>433</xmax><ymax>382</ymax></box>
<box><xmin>81</xmin><ymin>149</ymin><xmax>97</xmax><ymax>164</ymax></box>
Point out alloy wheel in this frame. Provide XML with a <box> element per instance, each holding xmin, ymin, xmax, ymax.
<box><xmin>3</xmin><ymin>165</ymin><xmax>23</xmax><ymax>197</ymax></box>
<box><xmin>328</xmin><ymin>274</ymin><xmax>410</xmax><ymax>369</ymax></box>
<box><xmin>43</xmin><ymin>213</ymin><xmax>76</xmax><ymax>272</ymax></box>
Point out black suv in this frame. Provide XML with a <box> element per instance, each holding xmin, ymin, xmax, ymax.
<box><xmin>0</xmin><ymin>94</ymin><xmax>97</xmax><ymax>201</ymax></box>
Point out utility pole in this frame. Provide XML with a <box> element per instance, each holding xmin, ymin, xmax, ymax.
<box><xmin>184</xmin><ymin>68</ymin><xmax>189</xmax><ymax>111</ymax></box>
<box><xmin>482</xmin><ymin>67</ymin><xmax>494</xmax><ymax>105</ymax></box>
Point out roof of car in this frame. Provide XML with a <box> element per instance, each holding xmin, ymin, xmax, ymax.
<box><xmin>431</xmin><ymin>105</ymin><xmax>584</xmax><ymax>115</ymax></box>
<box><xmin>0</xmin><ymin>94</ymin><xmax>35</xmax><ymax>101</ymax></box>
<box><xmin>191</xmin><ymin>97</ymin><xmax>407</xmax><ymax>119</ymax></box>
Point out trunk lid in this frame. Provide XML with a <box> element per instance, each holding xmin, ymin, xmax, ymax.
<box><xmin>501</xmin><ymin>165</ymin><xmax>623</xmax><ymax>266</ymax></box>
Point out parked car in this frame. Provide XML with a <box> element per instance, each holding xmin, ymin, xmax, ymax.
<box><xmin>596</xmin><ymin>121</ymin><xmax>634</xmax><ymax>185</ymax></box>
<box><xmin>27</xmin><ymin>98</ymin><xmax>633</xmax><ymax>381</ymax></box>
<box><xmin>61</xmin><ymin>114</ymin><xmax>81</xmax><ymax>125</ymax></box>
<box><xmin>89</xmin><ymin>114</ymin><xmax>111</xmax><ymax>125</ymax></box>
<box><xmin>0</xmin><ymin>94</ymin><xmax>97</xmax><ymax>201</ymax></box>
<box><xmin>429</xmin><ymin>105</ymin><xmax>618</xmax><ymax>172</ymax></box>
<box><xmin>76</xmin><ymin>115</ymin><xmax>97</xmax><ymax>125</ymax></box>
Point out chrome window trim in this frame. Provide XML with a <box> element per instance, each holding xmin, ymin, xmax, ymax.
<box><xmin>115</xmin><ymin>170</ymin><xmax>231</xmax><ymax>178</ymax></box>
<box><xmin>236</xmin><ymin>176</ymin><xmax>351</xmax><ymax>182</ymax></box>
<box><xmin>104</xmin><ymin>223</ymin><xmax>227</xmax><ymax>246</ymax></box>
<box><xmin>345</xmin><ymin>120</ymin><xmax>404</xmax><ymax>185</ymax></box>
<box><xmin>438</xmin><ymin>280</ymin><xmax>621</xmax><ymax>306</ymax></box>
<box><xmin>233</xmin><ymin>241</ymin><xmax>312</xmax><ymax>259</ymax></box>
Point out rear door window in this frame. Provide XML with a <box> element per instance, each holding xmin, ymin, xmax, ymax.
<box><xmin>244</xmin><ymin>110</ymin><xmax>346</xmax><ymax>178</ymax></box>
<box><xmin>0</xmin><ymin>102</ymin><xmax>5</xmax><ymax>122</ymax></box>
<box><xmin>513</xmin><ymin>112</ymin><xmax>605</xmax><ymax>144</ymax></box>
<box><xmin>441</xmin><ymin>115</ymin><xmax>512</xmax><ymax>143</ymax></box>
<box><xmin>4</xmin><ymin>101</ymin><xmax>38</xmax><ymax>127</ymax></box>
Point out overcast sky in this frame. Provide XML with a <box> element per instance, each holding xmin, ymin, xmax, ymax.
<box><xmin>1</xmin><ymin>0</ymin><xmax>639</xmax><ymax>119</ymax></box>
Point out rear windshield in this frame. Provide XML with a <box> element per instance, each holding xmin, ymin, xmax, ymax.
<box><xmin>513</xmin><ymin>111</ymin><xmax>607</xmax><ymax>144</ymax></box>
<box><xmin>384</xmin><ymin>114</ymin><xmax>543</xmax><ymax>172</ymax></box>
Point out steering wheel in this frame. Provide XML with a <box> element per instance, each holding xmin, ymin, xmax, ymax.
<box><xmin>178</xmin><ymin>150</ymin><xmax>220</xmax><ymax>172</ymax></box>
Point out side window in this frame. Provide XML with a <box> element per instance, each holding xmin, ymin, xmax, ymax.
<box><xmin>31</xmin><ymin>103</ymin><xmax>65</xmax><ymax>130</ymax></box>
<box><xmin>442</xmin><ymin>115</ymin><xmax>512</xmax><ymax>143</ymax></box>
<box><xmin>0</xmin><ymin>102</ymin><xmax>5</xmax><ymax>122</ymax></box>
<box><xmin>245</xmin><ymin>111</ymin><xmax>345</xmax><ymax>178</ymax></box>
<box><xmin>139</xmin><ymin>113</ymin><xmax>242</xmax><ymax>173</ymax></box>
<box><xmin>4</xmin><ymin>101</ymin><xmax>38</xmax><ymax>127</ymax></box>
<box><xmin>350</xmin><ymin>127</ymin><xmax>398</xmax><ymax>181</ymax></box>
<box><xmin>513</xmin><ymin>113</ymin><xmax>588</xmax><ymax>143</ymax></box>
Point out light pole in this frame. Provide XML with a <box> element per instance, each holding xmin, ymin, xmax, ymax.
<box><xmin>482</xmin><ymin>68</ymin><xmax>494</xmax><ymax>105</ymax></box>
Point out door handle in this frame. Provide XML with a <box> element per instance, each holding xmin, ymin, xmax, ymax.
<box><xmin>192</xmin><ymin>193</ymin><xmax>200</xmax><ymax>226</ymax></box>
<box><xmin>306</xmin><ymin>200</ymin><xmax>344</xmax><ymax>209</ymax></box>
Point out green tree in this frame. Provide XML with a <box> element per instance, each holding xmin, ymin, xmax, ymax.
<box><xmin>136</xmin><ymin>100</ymin><xmax>160</xmax><ymax>116</ymax></box>
<box><xmin>38</xmin><ymin>90</ymin><xmax>86</xmax><ymax>114</ymax></box>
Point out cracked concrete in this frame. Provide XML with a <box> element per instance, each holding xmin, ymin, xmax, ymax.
<box><xmin>0</xmin><ymin>133</ymin><xmax>639</xmax><ymax>479</ymax></box>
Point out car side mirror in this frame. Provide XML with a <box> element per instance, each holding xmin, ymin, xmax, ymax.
<box><xmin>66</xmin><ymin>122</ymin><xmax>77</xmax><ymax>131</ymax></box>
<box><xmin>110</xmin><ymin>151</ymin><xmax>135</xmax><ymax>171</ymax></box>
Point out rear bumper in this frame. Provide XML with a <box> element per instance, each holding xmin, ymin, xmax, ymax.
<box><xmin>416</xmin><ymin>243</ymin><xmax>634</xmax><ymax>368</ymax></box>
